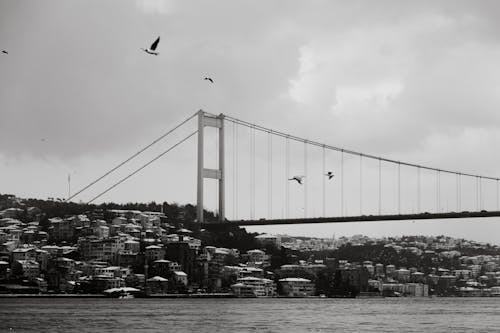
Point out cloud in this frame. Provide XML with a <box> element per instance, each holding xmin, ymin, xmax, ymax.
<box><xmin>135</xmin><ymin>0</ymin><xmax>175</xmax><ymax>15</ymax></box>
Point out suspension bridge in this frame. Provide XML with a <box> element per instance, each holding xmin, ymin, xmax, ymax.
<box><xmin>67</xmin><ymin>110</ymin><xmax>500</xmax><ymax>228</ymax></box>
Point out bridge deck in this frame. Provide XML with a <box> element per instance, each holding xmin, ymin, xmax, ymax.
<box><xmin>201</xmin><ymin>211</ymin><xmax>500</xmax><ymax>227</ymax></box>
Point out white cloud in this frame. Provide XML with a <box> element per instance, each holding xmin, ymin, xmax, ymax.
<box><xmin>135</xmin><ymin>0</ymin><xmax>175</xmax><ymax>15</ymax></box>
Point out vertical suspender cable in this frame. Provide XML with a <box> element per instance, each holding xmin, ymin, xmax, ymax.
<box><xmin>378</xmin><ymin>158</ymin><xmax>382</xmax><ymax>215</ymax></box>
<box><xmin>232</xmin><ymin>121</ymin><xmax>236</xmax><ymax>219</ymax></box>
<box><xmin>235</xmin><ymin>123</ymin><xmax>239</xmax><ymax>219</ymax></box>
<box><xmin>303</xmin><ymin>141</ymin><xmax>307</xmax><ymax>217</ymax></box>
<box><xmin>456</xmin><ymin>173</ymin><xmax>459</xmax><ymax>213</ymax></box>
<box><xmin>475</xmin><ymin>176</ymin><xmax>479</xmax><ymax>211</ymax></box>
<box><xmin>322</xmin><ymin>146</ymin><xmax>326</xmax><ymax>217</ymax></box>
<box><xmin>417</xmin><ymin>167</ymin><xmax>421</xmax><ymax>213</ymax></box>
<box><xmin>479</xmin><ymin>176</ymin><xmax>482</xmax><ymax>210</ymax></box>
<box><xmin>398</xmin><ymin>162</ymin><xmax>401</xmax><ymax>215</ymax></box>
<box><xmin>268</xmin><ymin>131</ymin><xmax>272</xmax><ymax>219</ymax></box>
<box><xmin>215</xmin><ymin>131</ymin><xmax>219</xmax><ymax>216</ymax></box>
<box><xmin>458</xmin><ymin>173</ymin><xmax>461</xmax><ymax>211</ymax></box>
<box><xmin>249</xmin><ymin>126</ymin><xmax>254</xmax><ymax>219</ymax></box>
<box><xmin>286</xmin><ymin>136</ymin><xmax>290</xmax><ymax>219</ymax></box>
<box><xmin>436</xmin><ymin>170</ymin><xmax>440</xmax><ymax>213</ymax></box>
<box><xmin>360</xmin><ymin>155</ymin><xmax>363</xmax><ymax>215</ymax></box>
<box><xmin>252</xmin><ymin>126</ymin><xmax>256</xmax><ymax>219</ymax></box>
<box><xmin>341</xmin><ymin>150</ymin><xmax>344</xmax><ymax>216</ymax></box>
<box><xmin>497</xmin><ymin>179</ymin><xmax>499</xmax><ymax>211</ymax></box>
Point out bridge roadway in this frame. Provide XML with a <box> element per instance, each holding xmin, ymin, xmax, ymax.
<box><xmin>201</xmin><ymin>210</ymin><xmax>500</xmax><ymax>227</ymax></box>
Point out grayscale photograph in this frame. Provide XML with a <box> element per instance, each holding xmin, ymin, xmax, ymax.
<box><xmin>1</xmin><ymin>0</ymin><xmax>500</xmax><ymax>332</ymax></box>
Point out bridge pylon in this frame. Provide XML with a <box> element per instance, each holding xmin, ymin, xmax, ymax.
<box><xmin>196</xmin><ymin>110</ymin><xmax>225</xmax><ymax>223</ymax></box>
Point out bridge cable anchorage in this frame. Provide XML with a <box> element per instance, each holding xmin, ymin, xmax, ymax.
<box><xmin>86</xmin><ymin>130</ymin><xmax>198</xmax><ymax>204</ymax></box>
<box><xmin>67</xmin><ymin>112</ymin><xmax>197</xmax><ymax>202</ymax></box>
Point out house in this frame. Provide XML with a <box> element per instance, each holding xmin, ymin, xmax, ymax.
<box><xmin>278</xmin><ymin>277</ymin><xmax>315</xmax><ymax>297</ymax></box>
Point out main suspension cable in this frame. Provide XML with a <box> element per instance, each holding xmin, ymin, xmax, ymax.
<box><xmin>86</xmin><ymin>130</ymin><xmax>198</xmax><ymax>204</ymax></box>
<box><xmin>223</xmin><ymin>115</ymin><xmax>499</xmax><ymax>181</ymax></box>
<box><xmin>68</xmin><ymin>112</ymin><xmax>197</xmax><ymax>202</ymax></box>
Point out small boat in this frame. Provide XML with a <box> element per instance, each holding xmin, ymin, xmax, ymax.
<box><xmin>118</xmin><ymin>292</ymin><xmax>134</xmax><ymax>299</ymax></box>
<box><xmin>104</xmin><ymin>287</ymin><xmax>140</xmax><ymax>298</ymax></box>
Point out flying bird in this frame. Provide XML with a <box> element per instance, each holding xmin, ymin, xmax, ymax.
<box><xmin>204</xmin><ymin>77</ymin><xmax>214</xmax><ymax>83</ymax></box>
<box><xmin>141</xmin><ymin>36</ymin><xmax>160</xmax><ymax>55</ymax></box>
<box><xmin>289</xmin><ymin>176</ymin><xmax>304</xmax><ymax>184</ymax></box>
<box><xmin>2</xmin><ymin>50</ymin><xmax>7</xmax><ymax>54</ymax></box>
<box><xmin>325</xmin><ymin>171</ymin><xmax>334</xmax><ymax>180</ymax></box>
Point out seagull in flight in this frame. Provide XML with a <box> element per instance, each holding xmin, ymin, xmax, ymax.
<box><xmin>141</xmin><ymin>36</ymin><xmax>160</xmax><ymax>55</ymax></box>
<box><xmin>2</xmin><ymin>50</ymin><xmax>7</xmax><ymax>55</ymax></box>
<box><xmin>289</xmin><ymin>176</ymin><xmax>304</xmax><ymax>184</ymax></box>
<box><xmin>204</xmin><ymin>77</ymin><xmax>214</xmax><ymax>83</ymax></box>
<box><xmin>325</xmin><ymin>171</ymin><xmax>334</xmax><ymax>180</ymax></box>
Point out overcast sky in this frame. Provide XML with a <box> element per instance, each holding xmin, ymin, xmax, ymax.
<box><xmin>2</xmin><ymin>0</ymin><xmax>500</xmax><ymax>243</ymax></box>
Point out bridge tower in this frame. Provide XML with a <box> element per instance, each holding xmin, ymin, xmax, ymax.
<box><xmin>196</xmin><ymin>110</ymin><xmax>225</xmax><ymax>223</ymax></box>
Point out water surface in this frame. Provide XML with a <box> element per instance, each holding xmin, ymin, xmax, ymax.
<box><xmin>0</xmin><ymin>297</ymin><xmax>498</xmax><ymax>332</ymax></box>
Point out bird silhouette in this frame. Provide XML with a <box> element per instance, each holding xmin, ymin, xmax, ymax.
<box><xmin>289</xmin><ymin>176</ymin><xmax>304</xmax><ymax>184</ymax></box>
<box><xmin>204</xmin><ymin>77</ymin><xmax>214</xmax><ymax>83</ymax></box>
<box><xmin>325</xmin><ymin>171</ymin><xmax>334</xmax><ymax>180</ymax></box>
<box><xmin>2</xmin><ymin>50</ymin><xmax>7</xmax><ymax>54</ymax></box>
<box><xmin>141</xmin><ymin>36</ymin><xmax>160</xmax><ymax>55</ymax></box>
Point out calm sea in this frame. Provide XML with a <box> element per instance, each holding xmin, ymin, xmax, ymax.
<box><xmin>0</xmin><ymin>297</ymin><xmax>499</xmax><ymax>332</ymax></box>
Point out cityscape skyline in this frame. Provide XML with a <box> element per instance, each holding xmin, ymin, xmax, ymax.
<box><xmin>2</xmin><ymin>1</ymin><xmax>500</xmax><ymax>243</ymax></box>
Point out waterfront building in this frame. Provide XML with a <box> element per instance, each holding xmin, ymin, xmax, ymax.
<box><xmin>278</xmin><ymin>277</ymin><xmax>315</xmax><ymax>297</ymax></box>
<box><xmin>236</xmin><ymin>277</ymin><xmax>276</xmax><ymax>296</ymax></box>
<box><xmin>146</xmin><ymin>276</ymin><xmax>168</xmax><ymax>293</ymax></box>
<box><xmin>230</xmin><ymin>282</ymin><xmax>256</xmax><ymax>297</ymax></box>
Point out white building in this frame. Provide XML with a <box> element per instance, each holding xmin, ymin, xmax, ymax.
<box><xmin>278</xmin><ymin>278</ymin><xmax>315</xmax><ymax>297</ymax></box>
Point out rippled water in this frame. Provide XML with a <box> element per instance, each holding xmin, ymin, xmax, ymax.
<box><xmin>0</xmin><ymin>297</ymin><xmax>499</xmax><ymax>332</ymax></box>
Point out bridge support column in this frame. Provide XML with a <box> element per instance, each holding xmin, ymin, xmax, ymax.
<box><xmin>196</xmin><ymin>110</ymin><xmax>225</xmax><ymax>223</ymax></box>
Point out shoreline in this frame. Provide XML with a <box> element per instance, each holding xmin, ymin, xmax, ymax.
<box><xmin>1</xmin><ymin>293</ymin><xmax>496</xmax><ymax>299</ymax></box>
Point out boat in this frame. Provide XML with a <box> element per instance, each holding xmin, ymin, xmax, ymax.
<box><xmin>104</xmin><ymin>287</ymin><xmax>140</xmax><ymax>298</ymax></box>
